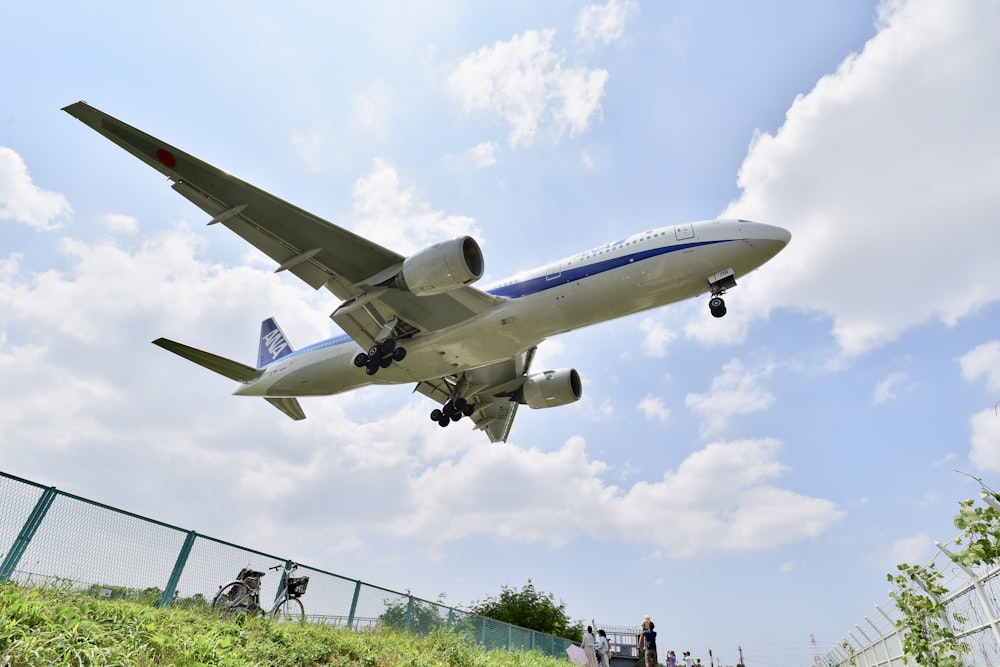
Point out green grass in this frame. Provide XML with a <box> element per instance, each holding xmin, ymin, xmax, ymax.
<box><xmin>0</xmin><ymin>584</ymin><xmax>570</xmax><ymax>666</ymax></box>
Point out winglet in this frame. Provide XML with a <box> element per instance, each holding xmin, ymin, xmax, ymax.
<box><xmin>258</xmin><ymin>317</ymin><xmax>294</xmax><ymax>368</ymax></box>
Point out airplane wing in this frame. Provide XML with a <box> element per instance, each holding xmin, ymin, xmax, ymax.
<box><xmin>414</xmin><ymin>348</ymin><xmax>536</xmax><ymax>443</ymax></box>
<box><xmin>63</xmin><ymin>101</ymin><xmax>502</xmax><ymax>349</ymax></box>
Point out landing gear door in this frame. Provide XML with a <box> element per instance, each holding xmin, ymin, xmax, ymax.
<box><xmin>674</xmin><ymin>223</ymin><xmax>695</xmax><ymax>241</ymax></box>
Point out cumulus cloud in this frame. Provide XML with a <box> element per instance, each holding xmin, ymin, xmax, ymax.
<box><xmin>637</xmin><ymin>394</ymin><xmax>671</xmax><ymax>424</ymax></box>
<box><xmin>959</xmin><ymin>341</ymin><xmax>1000</xmax><ymax>391</ymax></box>
<box><xmin>348</xmin><ymin>158</ymin><xmax>481</xmax><ymax>254</ymax></box>
<box><xmin>873</xmin><ymin>371</ymin><xmax>911</xmax><ymax>405</ymax></box>
<box><xmin>0</xmin><ymin>147</ymin><xmax>72</xmax><ymax>230</ymax></box>
<box><xmin>470</xmin><ymin>141</ymin><xmax>498</xmax><ymax>168</ymax></box>
<box><xmin>686</xmin><ymin>358</ymin><xmax>776</xmax><ymax>437</ymax></box>
<box><xmin>639</xmin><ymin>315</ymin><xmax>678</xmax><ymax>358</ymax></box>
<box><xmin>969</xmin><ymin>409</ymin><xmax>1000</xmax><ymax>473</ymax></box>
<box><xmin>387</xmin><ymin>436</ymin><xmax>842</xmax><ymax>556</ymax></box>
<box><xmin>576</xmin><ymin>0</ymin><xmax>638</xmax><ymax>46</ymax></box>
<box><xmin>717</xmin><ymin>0</ymin><xmax>1000</xmax><ymax>356</ymax></box>
<box><xmin>447</xmin><ymin>29</ymin><xmax>608</xmax><ymax>148</ymax></box>
<box><xmin>885</xmin><ymin>532</ymin><xmax>932</xmax><ymax>568</ymax></box>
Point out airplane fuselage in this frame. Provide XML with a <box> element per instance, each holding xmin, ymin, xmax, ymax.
<box><xmin>235</xmin><ymin>218</ymin><xmax>789</xmax><ymax>399</ymax></box>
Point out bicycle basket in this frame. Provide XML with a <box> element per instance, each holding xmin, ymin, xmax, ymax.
<box><xmin>286</xmin><ymin>576</ymin><xmax>309</xmax><ymax>598</ymax></box>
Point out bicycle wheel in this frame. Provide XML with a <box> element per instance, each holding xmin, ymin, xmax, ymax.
<box><xmin>213</xmin><ymin>581</ymin><xmax>255</xmax><ymax>618</ymax></box>
<box><xmin>271</xmin><ymin>597</ymin><xmax>305</xmax><ymax>623</ymax></box>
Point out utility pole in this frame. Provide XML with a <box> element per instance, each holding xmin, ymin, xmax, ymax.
<box><xmin>738</xmin><ymin>645</ymin><xmax>745</xmax><ymax>667</ymax></box>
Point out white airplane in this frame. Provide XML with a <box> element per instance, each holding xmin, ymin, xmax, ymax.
<box><xmin>64</xmin><ymin>101</ymin><xmax>791</xmax><ymax>443</ymax></box>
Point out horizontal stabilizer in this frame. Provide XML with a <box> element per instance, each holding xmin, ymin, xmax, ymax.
<box><xmin>265</xmin><ymin>397</ymin><xmax>306</xmax><ymax>421</ymax></box>
<box><xmin>153</xmin><ymin>338</ymin><xmax>262</xmax><ymax>382</ymax></box>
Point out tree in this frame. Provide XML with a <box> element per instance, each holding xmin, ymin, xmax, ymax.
<box><xmin>379</xmin><ymin>594</ymin><xmax>447</xmax><ymax>635</ymax></box>
<box><xmin>467</xmin><ymin>580</ymin><xmax>583</xmax><ymax>642</ymax></box>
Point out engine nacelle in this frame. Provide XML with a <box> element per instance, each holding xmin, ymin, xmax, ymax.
<box><xmin>395</xmin><ymin>236</ymin><xmax>484</xmax><ymax>296</ymax></box>
<box><xmin>520</xmin><ymin>369</ymin><xmax>583</xmax><ymax>409</ymax></box>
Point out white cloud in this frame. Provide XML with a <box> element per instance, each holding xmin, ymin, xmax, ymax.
<box><xmin>639</xmin><ymin>316</ymin><xmax>678</xmax><ymax>358</ymax></box>
<box><xmin>685</xmin><ymin>359</ymin><xmax>776</xmax><ymax>437</ymax></box>
<box><xmin>102</xmin><ymin>213</ymin><xmax>139</xmax><ymax>235</ymax></box>
<box><xmin>637</xmin><ymin>394</ymin><xmax>671</xmax><ymax>424</ymax></box>
<box><xmin>349</xmin><ymin>158</ymin><xmax>481</xmax><ymax>254</ymax></box>
<box><xmin>447</xmin><ymin>29</ymin><xmax>608</xmax><ymax>148</ymax></box>
<box><xmin>885</xmin><ymin>532</ymin><xmax>932</xmax><ymax>568</ymax></box>
<box><xmin>0</xmin><ymin>147</ymin><xmax>72</xmax><ymax>230</ymax></box>
<box><xmin>970</xmin><ymin>408</ymin><xmax>1000</xmax><ymax>472</ymax></box>
<box><xmin>387</xmin><ymin>436</ymin><xmax>842</xmax><ymax>556</ymax></box>
<box><xmin>576</xmin><ymin>0</ymin><xmax>638</xmax><ymax>46</ymax></box>
<box><xmin>872</xmin><ymin>371</ymin><xmax>911</xmax><ymax>405</ymax></box>
<box><xmin>959</xmin><ymin>341</ymin><xmax>1000</xmax><ymax>391</ymax></box>
<box><xmin>470</xmin><ymin>141</ymin><xmax>498</xmax><ymax>168</ymax></box>
<box><xmin>718</xmin><ymin>0</ymin><xmax>1000</xmax><ymax>356</ymax></box>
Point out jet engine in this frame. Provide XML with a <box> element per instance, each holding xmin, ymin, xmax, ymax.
<box><xmin>392</xmin><ymin>236</ymin><xmax>485</xmax><ymax>296</ymax></box>
<box><xmin>519</xmin><ymin>369</ymin><xmax>583</xmax><ymax>409</ymax></box>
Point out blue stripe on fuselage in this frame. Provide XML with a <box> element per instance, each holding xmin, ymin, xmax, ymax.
<box><xmin>258</xmin><ymin>238</ymin><xmax>732</xmax><ymax>368</ymax></box>
<box><xmin>486</xmin><ymin>238</ymin><xmax>728</xmax><ymax>299</ymax></box>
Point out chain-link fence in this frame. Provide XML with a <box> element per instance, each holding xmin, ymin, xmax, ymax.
<box><xmin>0</xmin><ymin>470</ymin><xmax>573</xmax><ymax>658</ymax></box>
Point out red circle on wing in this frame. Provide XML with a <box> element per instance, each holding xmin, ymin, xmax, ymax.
<box><xmin>156</xmin><ymin>149</ymin><xmax>176</xmax><ymax>168</ymax></box>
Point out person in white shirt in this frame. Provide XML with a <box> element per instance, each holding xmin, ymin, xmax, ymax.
<box><xmin>596</xmin><ymin>629</ymin><xmax>611</xmax><ymax>667</ymax></box>
<box><xmin>582</xmin><ymin>626</ymin><xmax>599</xmax><ymax>667</ymax></box>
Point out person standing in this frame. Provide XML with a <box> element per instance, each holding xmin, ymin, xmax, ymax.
<box><xmin>638</xmin><ymin>615</ymin><xmax>651</xmax><ymax>665</ymax></box>
<box><xmin>642</xmin><ymin>621</ymin><xmax>658</xmax><ymax>667</ymax></box>
<box><xmin>667</xmin><ymin>650</ymin><xmax>677</xmax><ymax>667</ymax></box>
<box><xmin>683</xmin><ymin>651</ymin><xmax>693</xmax><ymax>667</ymax></box>
<box><xmin>582</xmin><ymin>625</ymin><xmax>599</xmax><ymax>667</ymax></box>
<box><xmin>597</xmin><ymin>629</ymin><xmax>611</xmax><ymax>667</ymax></box>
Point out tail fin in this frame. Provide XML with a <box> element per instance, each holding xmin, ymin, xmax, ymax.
<box><xmin>258</xmin><ymin>317</ymin><xmax>294</xmax><ymax>368</ymax></box>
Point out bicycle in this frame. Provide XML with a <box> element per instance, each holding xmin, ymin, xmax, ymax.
<box><xmin>211</xmin><ymin>561</ymin><xmax>309</xmax><ymax>622</ymax></box>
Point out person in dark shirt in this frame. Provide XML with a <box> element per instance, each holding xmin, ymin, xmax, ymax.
<box><xmin>642</xmin><ymin>621</ymin><xmax>658</xmax><ymax>666</ymax></box>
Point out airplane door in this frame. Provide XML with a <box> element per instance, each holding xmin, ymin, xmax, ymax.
<box><xmin>674</xmin><ymin>223</ymin><xmax>695</xmax><ymax>240</ymax></box>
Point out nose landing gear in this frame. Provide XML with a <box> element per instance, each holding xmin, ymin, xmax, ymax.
<box><xmin>353</xmin><ymin>338</ymin><xmax>407</xmax><ymax>375</ymax></box>
<box><xmin>707</xmin><ymin>267</ymin><xmax>736</xmax><ymax>318</ymax></box>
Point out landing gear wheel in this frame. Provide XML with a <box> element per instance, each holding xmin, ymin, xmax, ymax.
<box><xmin>430</xmin><ymin>409</ymin><xmax>442</xmax><ymax>421</ymax></box>
<box><xmin>379</xmin><ymin>338</ymin><xmax>396</xmax><ymax>355</ymax></box>
<box><xmin>379</xmin><ymin>356</ymin><xmax>393</xmax><ymax>369</ymax></box>
<box><xmin>709</xmin><ymin>296</ymin><xmax>727</xmax><ymax>318</ymax></box>
<box><xmin>392</xmin><ymin>347</ymin><xmax>407</xmax><ymax>362</ymax></box>
<box><xmin>368</xmin><ymin>344</ymin><xmax>380</xmax><ymax>357</ymax></box>
<box><xmin>353</xmin><ymin>353</ymin><xmax>368</xmax><ymax>367</ymax></box>
<box><xmin>453</xmin><ymin>397</ymin><xmax>468</xmax><ymax>411</ymax></box>
<box><xmin>463</xmin><ymin>404</ymin><xmax>475</xmax><ymax>417</ymax></box>
<box><xmin>437</xmin><ymin>416</ymin><xmax>451</xmax><ymax>428</ymax></box>
<box><xmin>365</xmin><ymin>361</ymin><xmax>380</xmax><ymax>376</ymax></box>
<box><xmin>450</xmin><ymin>412</ymin><xmax>462</xmax><ymax>422</ymax></box>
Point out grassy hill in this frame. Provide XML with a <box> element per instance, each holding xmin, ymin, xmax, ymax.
<box><xmin>0</xmin><ymin>583</ymin><xmax>570</xmax><ymax>666</ymax></box>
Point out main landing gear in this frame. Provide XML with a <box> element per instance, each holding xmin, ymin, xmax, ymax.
<box><xmin>353</xmin><ymin>338</ymin><xmax>407</xmax><ymax>376</ymax></box>
<box><xmin>429</xmin><ymin>397</ymin><xmax>475</xmax><ymax>428</ymax></box>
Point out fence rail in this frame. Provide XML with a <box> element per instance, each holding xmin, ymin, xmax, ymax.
<box><xmin>827</xmin><ymin>535</ymin><xmax>1000</xmax><ymax>667</ymax></box>
<box><xmin>0</xmin><ymin>469</ymin><xmax>573</xmax><ymax>659</ymax></box>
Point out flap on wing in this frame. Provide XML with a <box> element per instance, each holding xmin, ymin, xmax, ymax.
<box><xmin>414</xmin><ymin>348</ymin><xmax>536</xmax><ymax>444</ymax></box>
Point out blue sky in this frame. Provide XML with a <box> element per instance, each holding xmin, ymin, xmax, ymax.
<box><xmin>2</xmin><ymin>0</ymin><xmax>999</xmax><ymax>664</ymax></box>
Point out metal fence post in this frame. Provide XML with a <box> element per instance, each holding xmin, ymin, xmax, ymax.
<box><xmin>0</xmin><ymin>486</ymin><xmax>57</xmax><ymax>582</ymax></box>
<box><xmin>346</xmin><ymin>580</ymin><xmax>361</xmax><ymax>629</ymax></box>
<box><xmin>405</xmin><ymin>594</ymin><xmax>414</xmax><ymax>631</ymax></box>
<box><xmin>158</xmin><ymin>530</ymin><xmax>197</xmax><ymax>608</ymax></box>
